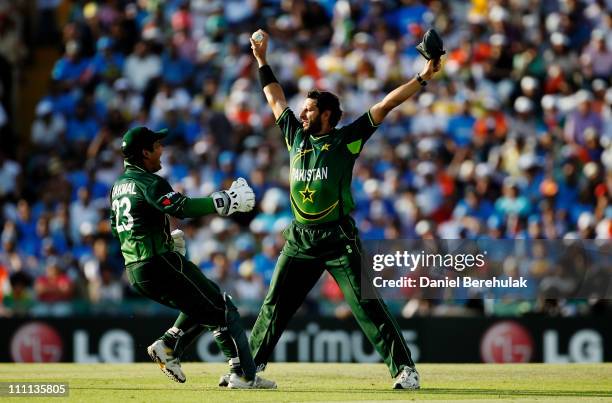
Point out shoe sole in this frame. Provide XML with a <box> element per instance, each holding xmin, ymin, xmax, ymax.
<box><xmin>227</xmin><ymin>379</ymin><xmax>277</xmax><ymax>389</ymax></box>
<box><xmin>393</xmin><ymin>384</ymin><xmax>420</xmax><ymax>390</ymax></box>
<box><xmin>218</xmin><ymin>376</ymin><xmax>229</xmax><ymax>387</ymax></box>
<box><xmin>227</xmin><ymin>382</ymin><xmax>251</xmax><ymax>389</ymax></box>
<box><xmin>226</xmin><ymin>384</ymin><xmax>277</xmax><ymax>389</ymax></box>
<box><xmin>227</xmin><ymin>382</ymin><xmax>277</xmax><ymax>390</ymax></box>
<box><xmin>147</xmin><ymin>346</ymin><xmax>186</xmax><ymax>383</ymax></box>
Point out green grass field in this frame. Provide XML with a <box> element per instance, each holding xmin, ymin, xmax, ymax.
<box><xmin>0</xmin><ymin>363</ymin><xmax>611</xmax><ymax>402</ymax></box>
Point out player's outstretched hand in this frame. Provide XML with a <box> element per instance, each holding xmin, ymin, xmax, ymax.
<box><xmin>171</xmin><ymin>229</ymin><xmax>186</xmax><ymax>255</ymax></box>
<box><xmin>250</xmin><ymin>29</ymin><xmax>269</xmax><ymax>64</ymax></box>
<box><xmin>212</xmin><ymin>177</ymin><xmax>256</xmax><ymax>216</ymax></box>
<box><xmin>419</xmin><ymin>58</ymin><xmax>442</xmax><ymax>81</ymax></box>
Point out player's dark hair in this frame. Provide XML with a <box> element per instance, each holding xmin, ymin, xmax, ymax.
<box><xmin>123</xmin><ymin>142</ymin><xmax>154</xmax><ymax>165</ymax></box>
<box><xmin>307</xmin><ymin>90</ymin><xmax>342</xmax><ymax>128</ymax></box>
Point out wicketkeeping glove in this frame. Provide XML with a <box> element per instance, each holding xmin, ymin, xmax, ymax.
<box><xmin>171</xmin><ymin>229</ymin><xmax>186</xmax><ymax>255</ymax></box>
<box><xmin>416</xmin><ymin>29</ymin><xmax>446</xmax><ymax>60</ymax></box>
<box><xmin>211</xmin><ymin>177</ymin><xmax>256</xmax><ymax>216</ymax></box>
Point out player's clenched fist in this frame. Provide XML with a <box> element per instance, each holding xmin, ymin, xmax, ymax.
<box><xmin>250</xmin><ymin>29</ymin><xmax>268</xmax><ymax>62</ymax></box>
<box><xmin>419</xmin><ymin>58</ymin><xmax>442</xmax><ymax>81</ymax></box>
<box><xmin>212</xmin><ymin>177</ymin><xmax>256</xmax><ymax>216</ymax></box>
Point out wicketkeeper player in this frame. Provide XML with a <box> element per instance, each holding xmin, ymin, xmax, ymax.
<box><xmin>110</xmin><ymin>126</ymin><xmax>275</xmax><ymax>389</ymax></box>
<box><xmin>222</xmin><ymin>30</ymin><xmax>442</xmax><ymax>390</ymax></box>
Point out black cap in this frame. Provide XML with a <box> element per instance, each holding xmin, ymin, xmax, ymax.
<box><xmin>121</xmin><ymin>126</ymin><xmax>167</xmax><ymax>160</ymax></box>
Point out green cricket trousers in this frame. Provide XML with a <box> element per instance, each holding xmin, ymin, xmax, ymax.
<box><xmin>126</xmin><ymin>251</ymin><xmax>256</xmax><ymax>378</ymax></box>
<box><xmin>249</xmin><ymin>216</ymin><xmax>415</xmax><ymax>377</ymax></box>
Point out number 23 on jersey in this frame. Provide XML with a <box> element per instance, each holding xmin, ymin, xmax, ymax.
<box><xmin>112</xmin><ymin>196</ymin><xmax>134</xmax><ymax>233</ymax></box>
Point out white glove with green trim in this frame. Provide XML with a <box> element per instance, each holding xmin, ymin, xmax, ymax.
<box><xmin>211</xmin><ymin>177</ymin><xmax>256</xmax><ymax>216</ymax></box>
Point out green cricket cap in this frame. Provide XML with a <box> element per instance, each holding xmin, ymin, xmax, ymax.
<box><xmin>121</xmin><ymin>126</ymin><xmax>168</xmax><ymax>160</ymax></box>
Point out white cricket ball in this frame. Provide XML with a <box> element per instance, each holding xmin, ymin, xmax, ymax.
<box><xmin>252</xmin><ymin>31</ymin><xmax>264</xmax><ymax>43</ymax></box>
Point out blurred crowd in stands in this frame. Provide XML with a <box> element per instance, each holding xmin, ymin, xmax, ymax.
<box><xmin>0</xmin><ymin>0</ymin><xmax>610</xmax><ymax>318</ymax></box>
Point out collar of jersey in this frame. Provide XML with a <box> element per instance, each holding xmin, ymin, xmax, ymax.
<box><xmin>124</xmin><ymin>161</ymin><xmax>147</xmax><ymax>173</ymax></box>
<box><xmin>309</xmin><ymin>129</ymin><xmax>335</xmax><ymax>142</ymax></box>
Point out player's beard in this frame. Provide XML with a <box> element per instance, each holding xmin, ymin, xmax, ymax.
<box><xmin>303</xmin><ymin>115</ymin><xmax>322</xmax><ymax>135</ymax></box>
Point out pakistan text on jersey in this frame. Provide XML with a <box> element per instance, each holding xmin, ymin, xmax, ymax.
<box><xmin>291</xmin><ymin>167</ymin><xmax>328</xmax><ymax>182</ymax></box>
<box><xmin>111</xmin><ymin>182</ymin><xmax>137</xmax><ymax>198</ymax></box>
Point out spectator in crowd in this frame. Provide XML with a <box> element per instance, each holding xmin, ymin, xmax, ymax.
<box><xmin>69</xmin><ymin>187</ymin><xmax>100</xmax><ymax>244</ymax></box>
<box><xmin>581</xmin><ymin>29</ymin><xmax>612</xmax><ymax>80</ymax></box>
<box><xmin>86</xmin><ymin>36</ymin><xmax>125</xmax><ymax>82</ymax></box>
<box><xmin>89</xmin><ymin>266</ymin><xmax>123</xmax><ymax>303</ymax></box>
<box><xmin>234</xmin><ymin>260</ymin><xmax>265</xmax><ymax>314</ymax></box>
<box><xmin>0</xmin><ymin>151</ymin><xmax>21</xmax><ymax>201</ymax></box>
<box><xmin>564</xmin><ymin>90</ymin><xmax>603</xmax><ymax>145</ymax></box>
<box><xmin>206</xmin><ymin>251</ymin><xmax>237</xmax><ymax>296</ymax></box>
<box><xmin>35</xmin><ymin>260</ymin><xmax>74</xmax><ymax>303</ymax></box>
<box><xmin>123</xmin><ymin>40</ymin><xmax>161</xmax><ymax>92</ymax></box>
<box><xmin>51</xmin><ymin>41</ymin><xmax>89</xmax><ymax>86</ymax></box>
<box><xmin>2</xmin><ymin>271</ymin><xmax>34</xmax><ymax>317</ymax></box>
<box><xmin>31</xmin><ymin>100</ymin><xmax>66</xmax><ymax>151</ymax></box>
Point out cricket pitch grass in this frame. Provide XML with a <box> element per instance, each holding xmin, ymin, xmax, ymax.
<box><xmin>0</xmin><ymin>363</ymin><xmax>611</xmax><ymax>402</ymax></box>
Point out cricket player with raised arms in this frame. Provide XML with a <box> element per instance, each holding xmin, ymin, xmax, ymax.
<box><xmin>221</xmin><ymin>29</ymin><xmax>443</xmax><ymax>390</ymax></box>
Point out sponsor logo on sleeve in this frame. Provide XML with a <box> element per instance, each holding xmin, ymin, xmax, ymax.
<box><xmin>161</xmin><ymin>192</ymin><xmax>177</xmax><ymax>206</ymax></box>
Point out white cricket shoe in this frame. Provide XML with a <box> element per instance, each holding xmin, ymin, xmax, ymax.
<box><xmin>147</xmin><ymin>340</ymin><xmax>186</xmax><ymax>383</ymax></box>
<box><xmin>219</xmin><ymin>363</ymin><xmax>267</xmax><ymax>387</ymax></box>
<box><xmin>393</xmin><ymin>367</ymin><xmax>420</xmax><ymax>390</ymax></box>
<box><xmin>218</xmin><ymin>373</ymin><xmax>230</xmax><ymax>387</ymax></box>
<box><xmin>227</xmin><ymin>373</ymin><xmax>277</xmax><ymax>389</ymax></box>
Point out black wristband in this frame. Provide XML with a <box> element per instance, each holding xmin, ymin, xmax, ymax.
<box><xmin>416</xmin><ymin>73</ymin><xmax>427</xmax><ymax>87</ymax></box>
<box><xmin>258</xmin><ymin>65</ymin><xmax>279</xmax><ymax>88</ymax></box>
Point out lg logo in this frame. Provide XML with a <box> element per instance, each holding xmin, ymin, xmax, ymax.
<box><xmin>543</xmin><ymin>329</ymin><xmax>603</xmax><ymax>363</ymax></box>
<box><xmin>480</xmin><ymin>321</ymin><xmax>534</xmax><ymax>363</ymax></box>
<box><xmin>480</xmin><ymin>322</ymin><xmax>604</xmax><ymax>363</ymax></box>
<box><xmin>10</xmin><ymin>322</ymin><xmax>63</xmax><ymax>363</ymax></box>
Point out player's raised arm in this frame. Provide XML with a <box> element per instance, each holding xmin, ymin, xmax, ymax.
<box><xmin>370</xmin><ymin>29</ymin><xmax>445</xmax><ymax>125</ymax></box>
<box><xmin>250</xmin><ymin>30</ymin><xmax>287</xmax><ymax>120</ymax></box>
<box><xmin>369</xmin><ymin>58</ymin><xmax>442</xmax><ymax>125</ymax></box>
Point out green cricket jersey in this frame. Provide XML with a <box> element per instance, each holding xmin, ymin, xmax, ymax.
<box><xmin>110</xmin><ymin>163</ymin><xmax>215</xmax><ymax>265</ymax></box>
<box><xmin>277</xmin><ymin>107</ymin><xmax>380</xmax><ymax>224</ymax></box>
